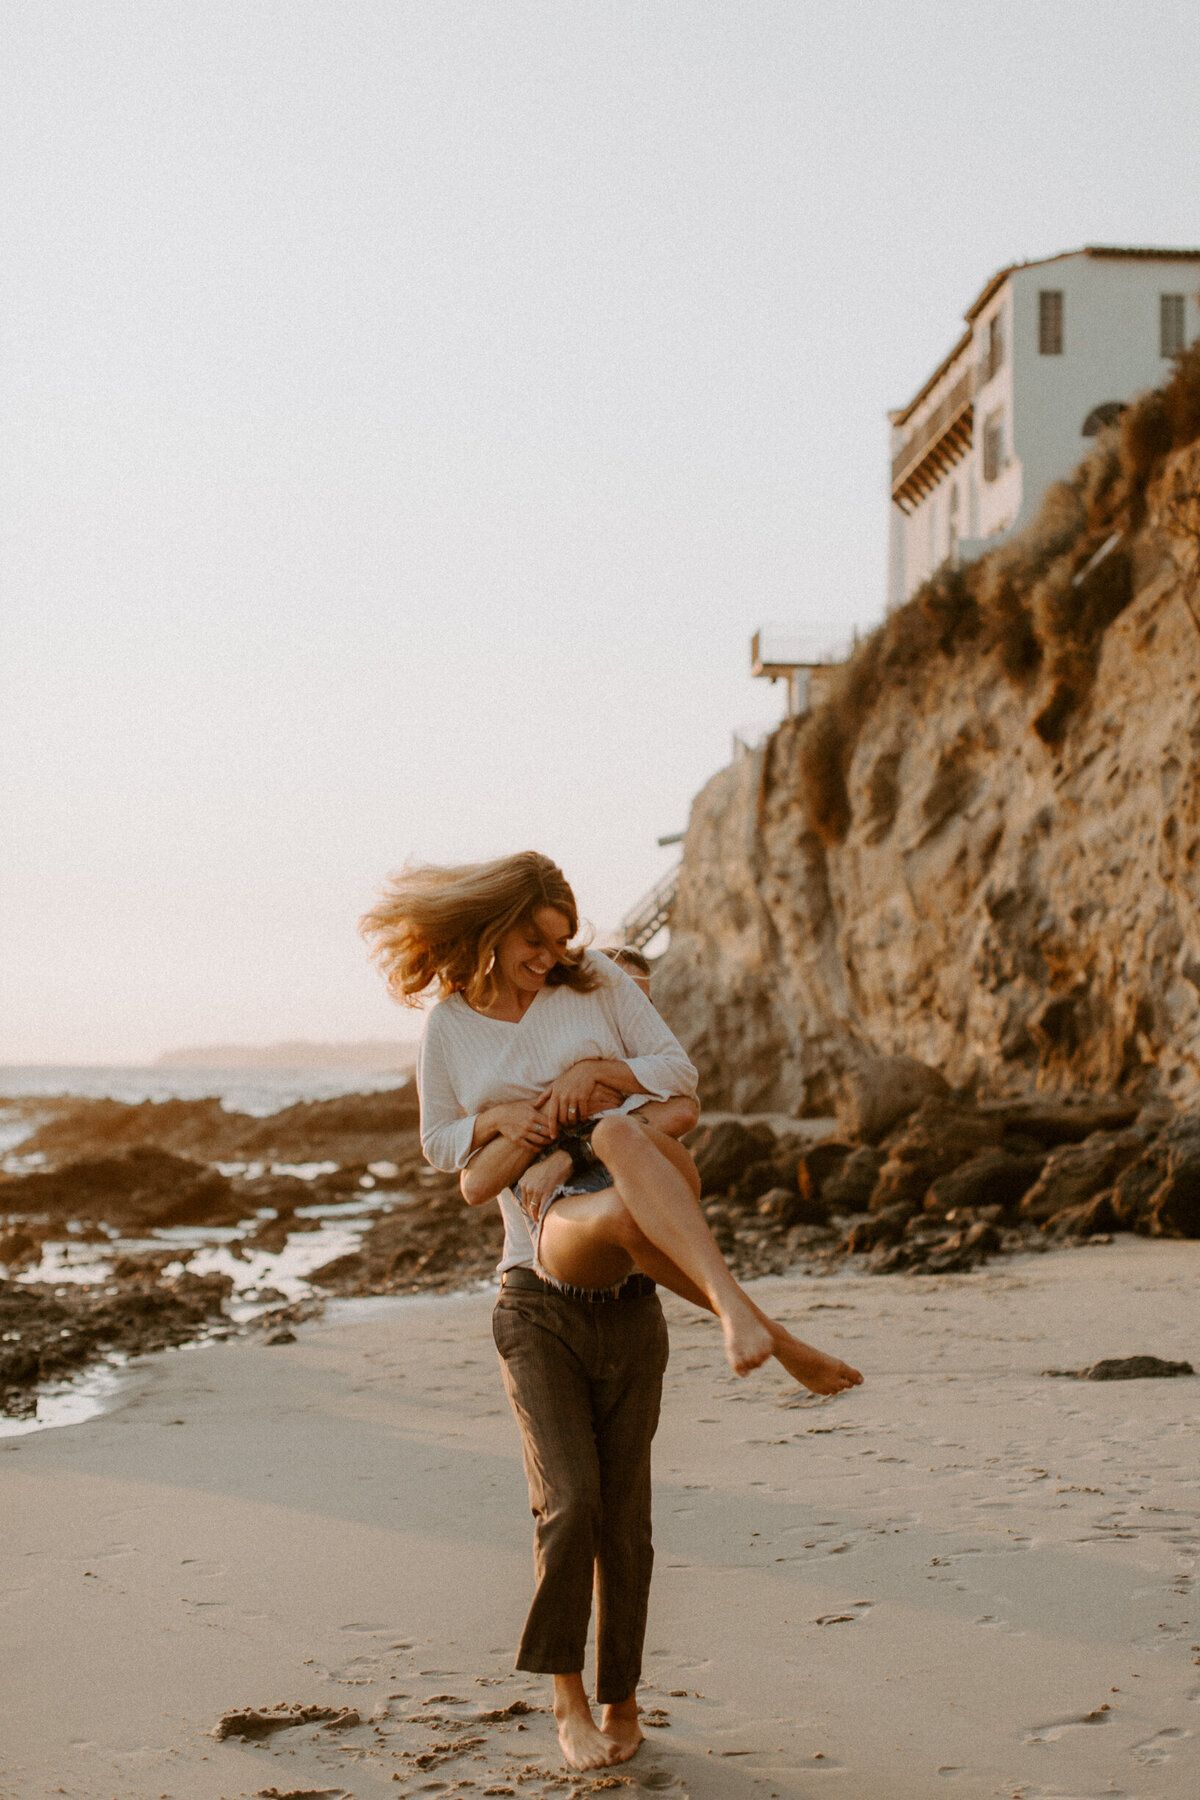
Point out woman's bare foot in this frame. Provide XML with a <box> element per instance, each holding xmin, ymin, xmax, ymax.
<box><xmin>599</xmin><ymin>1694</ymin><xmax>644</xmax><ymax>1763</ymax></box>
<box><xmin>553</xmin><ymin>1675</ymin><xmax>618</xmax><ymax>1770</ymax></box>
<box><xmin>721</xmin><ymin>1297</ymin><xmax>776</xmax><ymax>1376</ymax></box>
<box><xmin>772</xmin><ymin>1332</ymin><xmax>863</xmax><ymax>1394</ymax></box>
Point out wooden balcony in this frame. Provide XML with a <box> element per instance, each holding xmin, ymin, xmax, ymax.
<box><xmin>750</xmin><ymin>631</ymin><xmax>845</xmax><ymax>718</ymax></box>
<box><xmin>891</xmin><ymin>365</ymin><xmax>975</xmax><ymax>513</ymax></box>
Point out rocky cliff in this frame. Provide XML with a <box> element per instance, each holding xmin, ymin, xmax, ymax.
<box><xmin>657</xmin><ymin>354</ymin><xmax>1200</xmax><ymax>1116</ymax></box>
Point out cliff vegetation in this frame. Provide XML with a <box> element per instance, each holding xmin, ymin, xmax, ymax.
<box><xmin>657</xmin><ymin>346</ymin><xmax>1200</xmax><ymax>1117</ymax></box>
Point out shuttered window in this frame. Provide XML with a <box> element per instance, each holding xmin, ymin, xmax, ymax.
<box><xmin>1161</xmin><ymin>294</ymin><xmax>1186</xmax><ymax>359</ymax></box>
<box><xmin>983</xmin><ymin>409</ymin><xmax>1005</xmax><ymax>483</ymax></box>
<box><xmin>981</xmin><ymin>310</ymin><xmax>1004</xmax><ymax>383</ymax></box>
<box><xmin>1039</xmin><ymin>290</ymin><xmax>1064</xmax><ymax>354</ymax></box>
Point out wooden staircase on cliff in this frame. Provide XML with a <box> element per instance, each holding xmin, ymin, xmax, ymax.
<box><xmin>619</xmin><ymin>865</ymin><xmax>679</xmax><ymax>950</ymax></box>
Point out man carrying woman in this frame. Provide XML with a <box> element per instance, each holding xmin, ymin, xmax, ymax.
<box><xmin>361</xmin><ymin>851</ymin><xmax>862</xmax><ymax>1770</ymax></box>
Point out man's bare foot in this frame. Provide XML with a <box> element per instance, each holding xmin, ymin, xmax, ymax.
<box><xmin>553</xmin><ymin>1675</ymin><xmax>618</xmax><ymax>1770</ymax></box>
<box><xmin>721</xmin><ymin>1299</ymin><xmax>775</xmax><ymax>1377</ymax></box>
<box><xmin>772</xmin><ymin>1332</ymin><xmax>863</xmax><ymax>1394</ymax></box>
<box><xmin>599</xmin><ymin>1694</ymin><xmax>644</xmax><ymax>1763</ymax></box>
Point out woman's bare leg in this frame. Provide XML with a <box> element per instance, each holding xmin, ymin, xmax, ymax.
<box><xmin>538</xmin><ymin>1114</ymin><xmax>767</xmax><ymax>1376</ymax></box>
<box><xmin>610</xmin><ymin>1230</ymin><xmax>862</xmax><ymax>1394</ymax></box>
<box><xmin>630</xmin><ymin>1127</ymin><xmax>861</xmax><ymax>1391</ymax></box>
<box><xmin>539</xmin><ymin>1123</ymin><xmax>862</xmax><ymax>1393</ymax></box>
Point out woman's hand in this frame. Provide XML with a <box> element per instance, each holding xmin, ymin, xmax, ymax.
<box><xmin>483</xmin><ymin>1100</ymin><xmax>559</xmax><ymax>1152</ymax></box>
<box><xmin>517</xmin><ymin>1147</ymin><xmax>573</xmax><ymax>1220</ymax></box>
<box><xmin>535</xmin><ymin>1060</ymin><xmax>608</xmax><ymax>1128</ymax></box>
<box><xmin>587</xmin><ymin>1081</ymin><xmax>627</xmax><ymax>1114</ymax></box>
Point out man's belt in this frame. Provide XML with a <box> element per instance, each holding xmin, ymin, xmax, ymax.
<box><xmin>500</xmin><ymin>1267</ymin><xmax>656</xmax><ymax>1302</ymax></box>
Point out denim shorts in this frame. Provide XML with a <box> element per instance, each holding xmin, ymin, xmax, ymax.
<box><xmin>514</xmin><ymin>1159</ymin><xmax>617</xmax><ymax>1293</ymax></box>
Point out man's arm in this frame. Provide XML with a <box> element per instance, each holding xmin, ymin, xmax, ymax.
<box><xmin>635</xmin><ymin>1094</ymin><xmax>700</xmax><ymax>1138</ymax></box>
<box><xmin>534</xmin><ymin>1056</ymin><xmax>644</xmax><ymax>1125</ymax></box>
<box><xmin>461</xmin><ymin>1092</ymin><xmax>699</xmax><ymax>1208</ymax></box>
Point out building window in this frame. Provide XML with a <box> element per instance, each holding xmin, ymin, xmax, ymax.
<box><xmin>948</xmin><ymin>484</ymin><xmax>960</xmax><ymax>562</ymax></box>
<box><xmin>983</xmin><ymin>409</ymin><xmax>1004</xmax><ymax>483</ymax></box>
<box><xmin>1161</xmin><ymin>293</ymin><xmax>1186</xmax><ymax>359</ymax></box>
<box><xmin>1039</xmin><ymin>289</ymin><xmax>1064</xmax><ymax>355</ymax></box>
<box><xmin>981</xmin><ymin>310</ymin><xmax>1004</xmax><ymax>384</ymax></box>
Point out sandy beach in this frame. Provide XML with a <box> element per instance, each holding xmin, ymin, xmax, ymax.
<box><xmin>4</xmin><ymin>1238</ymin><xmax>1198</xmax><ymax>1800</ymax></box>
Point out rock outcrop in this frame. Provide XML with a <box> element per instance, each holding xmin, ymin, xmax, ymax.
<box><xmin>5</xmin><ymin>1084</ymin><xmax>421</xmax><ymax>1167</ymax></box>
<box><xmin>656</xmin><ymin>353</ymin><xmax>1200</xmax><ymax>1117</ymax></box>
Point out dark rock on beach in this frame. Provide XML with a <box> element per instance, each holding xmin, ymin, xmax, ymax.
<box><xmin>0</xmin><ymin>1269</ymin><xmax>234</xmax><ymax>1418</ymax></box>
<box><xmin>1018</xmin><ymin>1126</ymin><xmax>1150</xmax><ymax>1226</ymax></box>
<box><xmin>846</xmin><ymin>1202</ymin><xmax>916</xmax><ymax>1254</ymax></box>
<box><xmin>820</xmin><ymin>1144</ymin><xmax>887</xmax><ymax>1214</ymax></box>
<box><xmin>869</xmin><ymin>1099</ymin><xmax>1005</xmax><ymax>1214</ymax></box>
<box><xmin>690</xmin><ymin>1085</ymin><xmax>1200</xmax><ymax>1284</ymax></box>
<box><xmin>728</xmin><ymin>1157</ymin><xmax>789</xmax><ymax>1210</ymax></box>
<box><xmin>757</xmin><ymin>1185</ymin><xmax>829</xmax><ymax>1229</ymax></box>
<box><xmin>1109</xmin><ymin>1116</ymin><xmax>1200</xmax><ymax>1237</ymax></box>
<box><xmin>1043</xmin><ymin>1355</ymin><xmax>1195</xmax><ymax>1380</ymax></box>
<box><xmin>979</xmin><ymin>1098</ymin><xmax>1141</xmax><ymax>1148</ymax></box>
<box><xmin>0</xmin><ymin>1146</ymin><xmax>245</xmax><ymax>1230</ymax></box>
<box><xmin>0</xmin><ymin>1226</ymin><xmax>43</xmax><ymax>1270</ymax></box>
<box><xmin>924</xmin><ymin>1149</ymin><xmax>1045</xmax><ymax>1217</ymax></box>
<box><xmin>683</xmin><ymin>1118</ymin><xmax>777</xmax><ymax>1196</ymax></box>
<box><xmin>795</xmin><ymin>1139</ymin><xmax>853</xmax><ymax>1200</ymax></box>
<box><xmin>836</xmin><ymin>1054</ymin><xmax>951</xmax><ymax>1144</ymax></box>
<box><xmin>309</xmin><ymin>1175</ymin><xmax>505</xmax><ymax>1296</ymax></box>
<box><xmin>1044</xmin><ymin>1189</ymin><xmax>1122</xmax><ymax>1239</ymax></box>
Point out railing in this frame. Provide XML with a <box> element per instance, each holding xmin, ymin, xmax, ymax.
<box><xmin>619</xmin><ymin>864</ymin><xmax>679</xmax><ymax>950</ymax></box>
<box><xmin>891</xmin><ymin>364</ymin><xmax>976</xmax><ymax>493</ymax></box>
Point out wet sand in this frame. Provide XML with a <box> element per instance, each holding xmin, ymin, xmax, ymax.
<box><xmin>3</xmin><ymin>1238</ymin><xmax>1198</xmax><ymax>1800</ymax></box>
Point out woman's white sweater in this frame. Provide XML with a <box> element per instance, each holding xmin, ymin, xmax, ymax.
<box><xmin>416</xmin><ymin>951</ymin><xmax>699</xmax><ymax>1271</ymax></box>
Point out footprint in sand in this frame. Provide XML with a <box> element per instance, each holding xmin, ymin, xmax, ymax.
<box><xmin>1132</xmin><ymin>1619</ymin><xmax>1188</xmax><ymax>1648</ymax></box>
<box><xmin>1022</xmin><ymin>1705</ymin><xmax>1112</xmax><ymax>1743</ymax></box>
<box><xmin>213</xmin><ymin>1704</ymin><xmax>362</xmax><ymax>1742</ymax></box>
<box><xmin>1132</xmin><ymin>1726</ymin><xmax>1190</xmax><ymax>1763</ymax></box>
<box><xmin>813</xmin><ymin>1601</ymin><xmax>874</xmax><ymax>1626</ymax></box>
<box><xmin>253</xmin><ymin>1789</ymin><xmax>349</xmax><ymax>1799</ymax></box>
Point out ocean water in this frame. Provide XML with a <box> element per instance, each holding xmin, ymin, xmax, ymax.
<box><xmin>0</xmin><ymin>1063</ymin><xmax>413</xmax><ymax>1117</ymax></box>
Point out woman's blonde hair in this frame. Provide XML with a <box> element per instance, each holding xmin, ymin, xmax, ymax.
<box><xmin>359</xmin><ymin>851</ymin><xmax>598</xmax><ymax>1007</ymax></box>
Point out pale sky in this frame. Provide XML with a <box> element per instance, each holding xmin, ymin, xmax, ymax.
<box><xmin>4</xmin><ymin>1</ymin><xmax>1199</xmax><ymax>1063</ymax></box>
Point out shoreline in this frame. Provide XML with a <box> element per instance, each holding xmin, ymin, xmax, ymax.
<box><xmin>6</xmin><ymin>1080</ymin><xmax>1200</xmax><ymax>1430</ymax></box>
<box><xmin>0</xmin><ymin>1226</ymin><xmax>1068</xmax><ymax>1442</ymax></box>
<box><xmin>5</xmin><ymin>1237</ymin><xmax>1199</xmax><ymax>1799</ymax></box>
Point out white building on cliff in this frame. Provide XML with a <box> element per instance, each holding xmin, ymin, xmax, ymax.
<box><xmin>888</xmin><ymin>246</ymin><xmax>1200</xmax><ymax>609</ymax></box>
